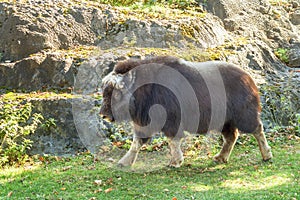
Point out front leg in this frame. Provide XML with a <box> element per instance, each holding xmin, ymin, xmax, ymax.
<box><xmin>118</xmin><ymin>136</ymin><xmax>143</xmax><ymax>167</ymax></box>
<box><xmin>168</xmin><ymin>138</ymin><xmax>184</xmax><ymax>168</ymax></box>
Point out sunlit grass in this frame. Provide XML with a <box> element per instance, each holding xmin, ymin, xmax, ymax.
<box><xmin>0</xmin><ymin>135</ymin><xmax>299</xmax><ymax>199</ymax></box>
<box><xmin>222</xmin><ymin>174</ymin><xmax>291</xmax><ymax>190</ymax></box>
<box><xmin>0</xmin><ymin>91</ymin><xmax>75</xmax><ymax>101</ymax></box>
<box><xmin>0</xmin><ymin>163</ymin><xmax>42</xmax><ymax>184</ymax></box>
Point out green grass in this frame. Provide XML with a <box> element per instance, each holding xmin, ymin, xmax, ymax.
<box><xmin>0</xmin><ymin>134</ymin><xmax>299</xmax><ymax>200</ymax></box>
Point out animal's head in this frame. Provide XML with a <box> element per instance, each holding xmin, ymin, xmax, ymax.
<box><xmin>99</xmin><ymin>70</ymin><xmax>136</xmax><ymax>122</ymax></box>
<box><xmin>99</xmin><ymin>56</ymin><xmax>180</xmax><ymax>123</ymax></box>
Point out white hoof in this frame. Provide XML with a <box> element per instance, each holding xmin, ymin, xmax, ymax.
<box><xmin>117</xmin><ymin>152</ymin><xmax>137</xmax><ymax>167</ymax></box>
<box><xmin>213</xmin><ymin>154</ymin><xmax>228</xmax><ymax>164</ymax></box>
<box><xmin>168</xmin><ymin>156</ymin><xmax>184</xmax><ymax>168</ymax></box>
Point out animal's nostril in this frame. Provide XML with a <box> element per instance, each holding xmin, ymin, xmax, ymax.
<box><xmin>99</xmin><ymin>114</ymin><xmax>106</xmax><ymax>119</ymax></box>
<box><xmin>103</xmin><ymin>116</ymin><xmax>114</xmax><ymax>122</ymax></box>
<box><xmin>100</xmin><ymin>114</ymin><xmax>113</xmax><ymax>122</ymax></box>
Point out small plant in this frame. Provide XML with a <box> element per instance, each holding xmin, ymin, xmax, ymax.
<box><xmin>0</xmin><ymin>52</ymin><xmax>3</xmax><ymax>62</ymax></box>
<box><xmin>94</xmin><ymin>0</ymin><xmax>140</xmax><ymax>6</ymax></box>
<box><xmin>95</xmin><ymin>0</ymin><xmax>198</xmax><ymax>8</ymax></box>
<box><xmin>167</xmin><ymin>0</ymin><xmax>198</xmax><ymax>8</ymax></box>
<box><xmin>0</xmin><ymin>99</ymin><xmax>43</xmax><ymax>166</ymax></box>
<box><xmin>269</xmin><ymin>0</ymin><xmax>289</xmax><ymax>6</ymax></box>
<box><xmin>291</xmin><ymin>113</ymin><xmax>300</xmax><ymax>136</ymax></box>
<box><xmin>143</xmin><ymin>136</ymin><xmax>168</xmax><ymax>152</ymax></box>
<box><xmin>41</xmin><ymin>118</ymin><xmax>57</xmax><ymax>131</ymax></box>
<box><xmin>275</xmin><ymin>48</ymin><xmax>289</xmax><ymax>64</ymax></box>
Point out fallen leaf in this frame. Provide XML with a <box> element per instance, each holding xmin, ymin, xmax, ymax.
<box><xmin>62</xmin><ymin>166</ymin><xmax>72</xmax><ymax>171</ymax></box>
<box><xmin>186</xmin><ymin>163</ymin><xmax>192</xmax><ymax>167</ymax></box>
<box><xmin>106</xmin><ymin>178</ymin><xmax>113</xmax><ymax>185</ymax></box>
<box><xmin>105</xmin><ymin>187</ymin><xmax>113</xmax><ymax>193</ymax></box>
<box><xmin>163</xmin><ymin>188</ymin><xmax>169</xmax><ymax>192</ymax></box>
<box><xmin>87</xmin><ymin>166</ymin><xmax>95</xmax><ymax>170</ymax></box>
<box><xmin>61</xmin><ymin>187</ymin><xmax>66</xmax><ymax>191</ymax></box>
<box><xmin>55</xmin><ymin>156</ymin><xmax>62</xmax><ymax>161</ymax></box>
<box><xmin>181</xmin><ymin>185</ymin><xmax>187</xmax><ymax>189</ymax></box>
<box><xmin>94</xmin><ymin>188</ymin><xmax>103</xmax><ymax>193</ymax></box>
<box><xmin>38</xmin><ymin>156</ymin><xmax>44</xmax><ymax>162</ymax></box>
<box><xmin>7</xmin><ymin>191</ymin><xmax>13</xmax><ymax>197</ymax></box>
<box><xmin>94</xmin><ymin>180</ymin><xmax>102</xmax><ymax>185</ymax></box>
<box><xmin>100</xmin><ymin>146</ymin><xmax>110</xmax><ymax>152</ymax></box>
<box><xmin>112</xmin><ymin>141</ymin><xmax>123</xmax><ymax>147</ymax></box>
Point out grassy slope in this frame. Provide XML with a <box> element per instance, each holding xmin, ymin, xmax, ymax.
<box><xmin>1</xmin><ymin>136</ymin><xmax>299</xmax><ymax>200</ymax></box>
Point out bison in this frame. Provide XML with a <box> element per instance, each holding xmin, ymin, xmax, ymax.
<box><xmin>99</xmin><ymin>56</ymin><xmax>273</xmax><ymax>167</ymax></box>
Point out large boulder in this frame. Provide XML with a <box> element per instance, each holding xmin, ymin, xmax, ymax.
<box><xmin>98</xmin><ymin>15</ymin><xmax>229</xmax><ymax>50</ymax></box>
<box><xmin>0</xmin><ymin>52</ymin><xmax>74</xmax><ymax>90</ymax></box>
<box><xmin>0</xmin><ymin>1</ymin><xmax>97</xmax><ymax>61</ymax></box>
<box><xmin>29</xmin><ymin>98</ymin><xmax>84</xmax><ymax>155</ymax></box>
<box><xmin>0</xmin><ymin>1</ymin><xmax>231</xmax><ymax>90</ymax></box>
<box><xmin>206</xmin><ymin>0</ymin><xmax>300</xmax><ymax>72</ymax></box>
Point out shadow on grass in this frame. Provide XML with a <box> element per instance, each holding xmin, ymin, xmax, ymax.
<box><xmin>0</xmin><ymin>144</ymin><xmax>299</xmax><ymax>200</ymax></box>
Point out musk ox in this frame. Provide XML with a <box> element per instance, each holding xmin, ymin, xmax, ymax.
<box><xmin>99</xmin><ymin>56</ymin><xmax>273</xmax><ymax>167</ymax></box>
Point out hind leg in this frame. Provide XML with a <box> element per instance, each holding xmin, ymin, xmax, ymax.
<box><xmin>214</xmin><ymin>124</ymin><xmax>239</xmax><ymax>163</ymax></box>
<box><xmin>253</xmin><ymin>121</ymin><xmax>273</xmax><ymax>161</ymax></box>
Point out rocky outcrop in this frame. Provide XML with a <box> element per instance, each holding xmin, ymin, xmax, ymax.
<box><xmin>206</xmin><ymin>0</ymin><xmax>300</xmax><ymax>69</ymax></box>
<box><xmin>29</xmin><ymin>98</ymin><xmax>84</xmax><ymax>155</ymax></box>
<box><xmin>98</xmin><ymin>15</ymin><xmax>229</xmax><ymax>50</ymax></box>
<box><xmin>0</xmin><ymin>0</ymin><xmax>230</xmax><ymax>90</ymax></box>
<box><xmin>0</xmin><ymin>0</ymin><xmax>299</xmax><ymax>155</ymax></box>
<box><xmin>1</xmin><ymin>0</ymin><xmax>299</xmax><ymax>90</ymax></box>
<box><xmin>0</xmin><ymin>53</ymin><xmax>74</xmax><ymax>89</ymax></box>
<box><xmin>0</xmin><ymin>1</ymin><xmax>97</xmax><ymax>61</ymax></box>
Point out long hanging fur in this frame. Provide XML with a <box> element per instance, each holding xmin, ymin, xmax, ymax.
<box><xmin>100</xmin><ymin>56</ymin><xmax>261</xmax><ymax>136</ymax></box>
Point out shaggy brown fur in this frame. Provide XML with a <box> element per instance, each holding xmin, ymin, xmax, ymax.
<box><xmin>103</xmin><ymin>56</ymin><xmax>261</xmax><ymax>135</ymax></box>
<box><xmin>114</xmin><ymin>56</ymin><xmax>180</xmax><ymax>74</ymax></box>
<box><xmin>100</xmin><ymin>56</ymin><xmax>272</xmax><ymax>166</ymax></box>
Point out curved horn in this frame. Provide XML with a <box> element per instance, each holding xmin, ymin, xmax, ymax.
<box><xmin>102</xmin><ymin>70</ymin><xmax>136</xmax><ymax>90</ymax></box>
<box><xmin>102</xmin><ymin>71</ymin><xmax>115</xmax><ymax>86</ymax></box>
<box><xmin>115</xmin><ymin>74</ymin><xmax>125</xmax><ymax>89</ymax></box>
<box><xmin>125</xmin><ymin>69</ymin><xmax>136</xmax><ymax>89</ymax></box>
<box><xmin>102</xmin><ymin>71</ymin><xmax>125</xmax><ymax>89</ymax></box>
